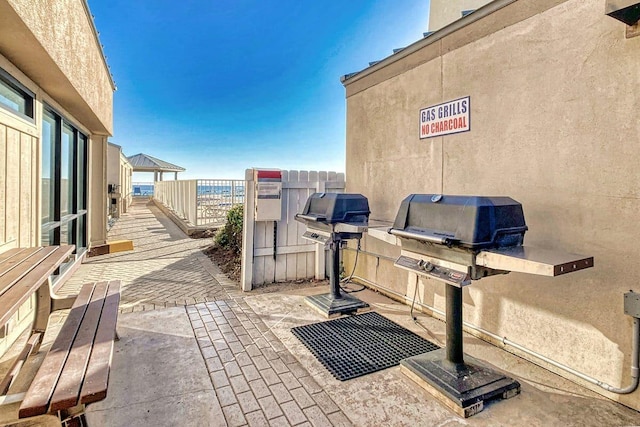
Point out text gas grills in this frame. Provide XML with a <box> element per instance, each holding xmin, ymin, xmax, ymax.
<box><xmin>295</xmin><ymin>193</ymin><xmax>370</xmax><ymax>317</ymax></box>
<box><xmin>389</xmin><ymin>194</ymin><xmax>593</xmax><ymax>417</ymax></box>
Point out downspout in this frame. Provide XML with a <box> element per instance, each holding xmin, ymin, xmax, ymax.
<box><xmin>346</xmin><ymin>266</ymin><xmax>640</xmax><ymax>395</ymax></box>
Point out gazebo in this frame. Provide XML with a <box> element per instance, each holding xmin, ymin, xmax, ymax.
<box><xmin>127</xmin><ymin>153</ymin><xmax>185</xmax><ymax>181</ymax></box>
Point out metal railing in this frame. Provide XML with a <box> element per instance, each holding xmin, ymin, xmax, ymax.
<box><xmin>154</xmin><ymin>179</ymin><xmax>245</xmax><ymax>227</ymax></box>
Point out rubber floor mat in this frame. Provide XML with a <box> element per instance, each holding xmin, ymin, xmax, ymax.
<box><xmin>291</xmin><ymin>312</ymin><xmax>439</xmax><ymax>381</ymax></box>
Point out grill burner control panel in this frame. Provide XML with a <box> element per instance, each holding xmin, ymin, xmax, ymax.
<box><xmin>395</xmin><ymin>255</ymin><xmax>471</xmax><ymax>287</ymax></box>
<box><xmin>302</xmin><ymin>230</ymin><xmax>331</xmax><ymax>245</ymax></box>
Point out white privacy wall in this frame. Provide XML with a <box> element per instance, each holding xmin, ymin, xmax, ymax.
<box><xmin>241</xmin><ymin>169</ymin><xmax>345</xmax><ymax>291</ymax></box>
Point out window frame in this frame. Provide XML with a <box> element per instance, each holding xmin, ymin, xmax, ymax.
<box><xmin>41</xmin><ymin>105</ymin><xmax>89</xmax><ymax>254</ymax></box>
<box><xmin>0</xmin><ymin>67</ymin><xmax>35</xmax><ymax>122</ymax></box>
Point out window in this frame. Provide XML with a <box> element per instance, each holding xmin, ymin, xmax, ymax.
<box><xmin>0</xmin><ymin>68</ymin><xmax>34</xmax><ymax>120</ymax></box>
<box><xmin>41</xmin><ymin>106</ymin><xmax>89</xmax><ymax>257</ymax></box>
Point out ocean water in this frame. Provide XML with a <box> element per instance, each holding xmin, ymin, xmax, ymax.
<box><xmin>197</xmin><ymin>185</ymin><xmax>245</xmax><ymax>196</ymax></box>
<box><xmin>132</xmin><ymin>184</ymin><xmax>245</xmax><ymax>196</ymax></box>
<box><xmin>132</xmin><ymin>184</ymin><xmax>154</xmax><ymax>195</ymax></box>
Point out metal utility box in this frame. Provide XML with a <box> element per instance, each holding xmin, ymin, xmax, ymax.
<box><xmin>254</xmin><ymin>169</ymin><xmax>282</xmax><ymax>221</ymax></box>
<box><xmin>624</xmin><ymin>291</ymin><xmax>640</xmax><ymax>318</ymax></box>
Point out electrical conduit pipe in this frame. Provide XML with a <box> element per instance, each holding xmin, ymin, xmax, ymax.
<box><xmin>349</xmin><ymin>273</ymin><xmax>640</xmax><ymax>394</ymax></box>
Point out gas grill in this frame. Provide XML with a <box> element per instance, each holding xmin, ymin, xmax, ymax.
<box><xmin>388</xmin><ymin>194</ymin><xmax>594</xmax><ymax>417</ymax></box>
<box><xmin>295</xmin><ymin>193</ymin><xmax>371</xmax><ymax>316</ymax></box>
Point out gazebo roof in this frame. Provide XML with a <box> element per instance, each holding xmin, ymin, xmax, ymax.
<box><xmin>127</xmin><ymin>153</ymin><xmax>185</xmax><ymax>173</ymax></box>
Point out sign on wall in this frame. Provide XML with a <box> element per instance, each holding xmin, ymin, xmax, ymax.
<box><xmin>420</xmin><ymin>96</ymin><xmax>470</xmax><ymax>139</ymax></box>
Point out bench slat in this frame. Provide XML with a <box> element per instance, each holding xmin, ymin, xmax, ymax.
<box><xmin>0</xmin><ymin>247</ymin><xmax>53</xmax><ymax>295</ymax></box>
<box><xmin>18</xmin><ymin>283</ymin><xmax>96</xmax><ymax>418</ymax></box>
<box><xmin>0</xmin><ymin>248</ymin><xmax>31</xmax><ymax>267</ymax></box>
<box><xmin>80</xmin><ymin>280</ymin><xmax>121</xmax><ymax>404</ymax></box>
<box><xmin>49</xmin><ymin>282</ymin><xmax>109</xmax><ymax>413</ymax></box>
<box><xmin>0</xmin><ymin>246</ymin><xmax>76</xmax><ymax>327</ymax></box>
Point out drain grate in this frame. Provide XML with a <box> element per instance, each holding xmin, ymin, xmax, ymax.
<box><xmin>291</xmin><ymin>312</ymin><xmax>439</xmax><ymax>381</ymax></box>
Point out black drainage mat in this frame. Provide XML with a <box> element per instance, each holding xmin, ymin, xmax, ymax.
<box><xmin>291</xmin><ymin>312</ymin><xmax>439</xmax><ymax>381</ymax></box>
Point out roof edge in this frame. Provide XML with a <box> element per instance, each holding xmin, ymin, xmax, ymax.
<box><xmin>82</xmin><ymin>0</ymin><xmax>116</xmax><ymax>90</ymax></box>
<box><xmin>340</xmin><ymin>0</ymin><xmax>518</xmax><ymax>86</ymax></box>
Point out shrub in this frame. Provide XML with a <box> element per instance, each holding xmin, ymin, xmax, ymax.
<box><xmin>215</xmin><ymin>204</ymin><xmax>244</xmax><ymax>254</ymax></box>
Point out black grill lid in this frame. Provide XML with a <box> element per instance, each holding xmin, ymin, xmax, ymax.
<box><xmin>391</xmin><ymin>194</ymin><xmax>527</xmax><ymax>249</ymax></box>
<box><xmin>296</xmin><ymin>193</ymin><xmax>370</xmax><ymax>225</ymax></box>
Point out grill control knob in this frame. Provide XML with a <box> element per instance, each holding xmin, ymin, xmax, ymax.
<box><xmin>423</xmin><ymin>262</ymin><xmax>435</xmax><ymax>272</ymax></box>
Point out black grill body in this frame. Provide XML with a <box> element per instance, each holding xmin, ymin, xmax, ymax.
<box><xmin>295</xmin><ymin>193</ymin><xmax>370</xmax><ymax>316</ymax></box>
<box><xmin>297</xmin><ymin>193</ymin><xmax>369</xmax><ymax>229</ymax></box>
<box><xmin>391</xmin><ymin>194</ymin><xmax>527</xmax><ymax>250</ymax></box>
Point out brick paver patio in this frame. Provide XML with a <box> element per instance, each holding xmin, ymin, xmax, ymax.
<box><xmin>64</xmin><ymin>199</ymin><xmax>239</xmax><ymax>311</ymax></box>
<box><xmin>66</xmin><ymin>198</ymin><xmax>350</xmax><ymax>426</ymax></box>
<box><xmin>190</xmin><ymin>301</ymin><xmax>352</xmax><ymax>427</ymax></box>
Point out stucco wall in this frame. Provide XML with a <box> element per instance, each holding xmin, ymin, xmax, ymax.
<box><xmin>120</xmin><ymin>153</ymin><xmax>133</xmax><ymax>212</ymax></box>
<box><xmin>107</xmin><ymin>143</ymin><xmax>120</xmax><ymax>186</ymax></box>
<box><xmin>428</xmin><ymin>0</ymin><xmax>493</xmax><ymax>31</ymax></box>
<box><xmin>0</xmin><ymin>0</ymin><xmax>113</xmax><ymax>135</ymax></box>
<box><xmin>106</xmin><ymin>143</ymin><xmax>133</xmax><ymax>217</ymax></box>
<box><xmin>344</xmin><ymin>0</ymin><xmax>640</xmax><ymax>408</ymax></box>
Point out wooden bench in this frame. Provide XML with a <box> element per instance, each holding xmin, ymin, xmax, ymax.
<box><xmin>0</xmin><ymin>246</ymin><xmax>121</xmax><ymax>426</ymax></box>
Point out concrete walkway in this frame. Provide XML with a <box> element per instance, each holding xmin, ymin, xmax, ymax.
<box><xmin>60</xmin><ymin>199</ymin><xmax>640</xmax><ymax>427</ymax></box>
<box><xmin>64</xmin><ymin>199</ymin><xmax>238</xmax><ymax>310</ymax></box>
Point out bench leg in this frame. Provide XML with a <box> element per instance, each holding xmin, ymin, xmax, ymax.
<box><xmin>33</xmin><ymin>284</ymin><xmax>52</xmax><ymax>346</ymax></box>
<box><xmin>32</xmin><ymin>278</ymin><xmax>78</xmax><ymax>353</ymax></box>
<box><xmin>51</xmin><ymin>294</ymin><xmax>78</xmax><ymax>312</ymax></box>
<box><xmin>59</xmin><ymin>404</ymin><xmax>87</xmax><ymax>427</ymax></box>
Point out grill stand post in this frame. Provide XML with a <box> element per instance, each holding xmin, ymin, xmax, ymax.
<box><xmin>305</xmin><ymin>235</ymin><xmax>369</xmax><ymax>318</ymax></box>
<box><xmin>330</xmin><ymin>237</ymin><xmax>342</xmax><ymax>299</ymax></box>
<box><xmin>400</xmin><ymin>283</ymin><xmax>520</xmax><ymax>418</ymax></box>
<box><xmin>446</xmin><ymin>285</ymin><xmax>464</xmax><ymax>364</ymax></box>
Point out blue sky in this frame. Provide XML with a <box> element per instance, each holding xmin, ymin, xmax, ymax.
<box><xmin>89</xmin><ymin>1</ymin><xmax>431</xmax><ymax>180</ymax></box>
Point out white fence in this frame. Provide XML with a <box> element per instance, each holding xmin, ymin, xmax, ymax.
<box><xmin>154</xmin><ymin>179</ymin><xmax>245</xmax><ymax>227</ymax></box>
<box><xmin>241</xmin><ymin>169</ymin><xmax>345</xmax><ymax>291</ymax></box>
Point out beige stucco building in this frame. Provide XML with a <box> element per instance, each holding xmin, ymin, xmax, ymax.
<box><xmin>107</xmin><ymin>142</ymin><xmax>133</xmax><ymax>219</ymax></box>
<box><xmin>343</xmin><ymin>0</ymin><xmax>640</xmax><ymax>410</ymax></box>
<box><xmin>0</xmin><ymin>0</ymin><xmax>114</xmax><ymax>354</ymax></box>
<box><xmin>428</xmin><ymin>0</ymin><xmax>492</xmax><ymax>31</ymax></box>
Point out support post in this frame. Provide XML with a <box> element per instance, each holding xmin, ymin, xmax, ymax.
<box><xmin>314</xmin><ymin>180</ymin><xmax>326</xmax><ymax>280</ymax></box>
<box><xmin>241</xmin><ymin>169</ymin><xmax>255</xmax><ymax>291</ymax></box>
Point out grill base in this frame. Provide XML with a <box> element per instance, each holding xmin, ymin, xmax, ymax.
<box><xmin>401</xmin><ymin>349</ymin><xmax>520</xmax><ymax>418</ymax></box>
<box><xmin>305</xmin><ymin>293</ymin><xmax>370</xmax><ymax>318</ymax></box>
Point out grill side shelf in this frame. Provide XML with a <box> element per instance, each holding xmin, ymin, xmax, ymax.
<box><xmin>476</xmin><ymin>246</ymin><xmax>594</xmax><ymax>277</ymax></box>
